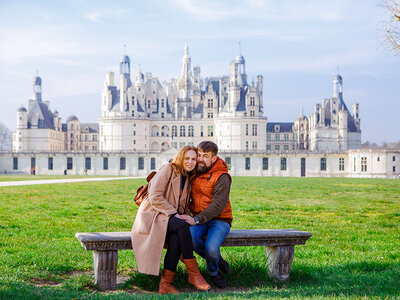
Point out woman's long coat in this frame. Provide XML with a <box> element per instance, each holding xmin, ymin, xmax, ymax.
<box><xmin>131</xmin><ymin>163</ymin><xmax>190</xmax><ymax>276</ymax></box>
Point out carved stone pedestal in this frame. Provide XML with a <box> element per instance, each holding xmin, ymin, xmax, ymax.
<box><xmin>93</xmin><ymin>250</ymin><xmax>118</xmax><ymax>290</ymax></box>
<box><xmin>265</xmin><ymin>245</ymin><xmax>294</xmax><ymax>281</ymax></box>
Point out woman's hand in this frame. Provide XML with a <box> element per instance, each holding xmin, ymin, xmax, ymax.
<box><xmin>180</xmin><ymin>214</ymin><xmax>196</xmax><ymax>225</ymax></box>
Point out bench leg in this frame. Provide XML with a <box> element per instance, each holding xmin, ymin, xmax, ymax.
<box><xmin>264</xmin><ymin>245</ymin><xmax>294</xmax><ymax>281</ymax></box>
<box><xmin>93</xmin><ymin>250</ymin><xmax>118</xmax><ymax>290</ymax></box>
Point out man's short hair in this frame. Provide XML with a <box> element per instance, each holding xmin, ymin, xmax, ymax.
<box><xmin>197</xmin><ymin>141</ymin><xmax>218</xmax><ymax>156</ymax></box>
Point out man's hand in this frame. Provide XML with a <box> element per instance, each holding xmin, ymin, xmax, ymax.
<box><xmin>180</xmin><ymin>214</ymin><xmax>196</xmax><ymax>225</ymax></box>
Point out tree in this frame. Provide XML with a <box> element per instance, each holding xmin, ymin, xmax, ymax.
<box><xmin>0</xmin><ymin>122</ymin><xmax>12</xmax><ymax>151</ymax></box>
<box><xmin>381</xmin><ymin>0</ymin><xmax>400</xmax><ymax>54</ymax></box>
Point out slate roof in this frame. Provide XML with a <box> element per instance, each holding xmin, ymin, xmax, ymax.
<box><xmin>236</xmin><ymin>87</ymin><xmax>247</xmax><ymax>111</ymax></box>
<box><xmin>81</xmin><ymin>123</ymin><xmax>99</xmax><ymax>133</ymax></box>
<box><xmin>27</xmin><ymin>100</ymin><xmax>55</xmax><ymax>129</ymax></box>
<box><xmin>267</xmin><ymin>122</ymin><xmax>294</xmax><ymax>133</ymax></box>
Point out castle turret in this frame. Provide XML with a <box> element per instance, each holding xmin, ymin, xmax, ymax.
<box><xmin>333</xmin><ymin>74</ymin><xmax>343</xmax><ymax>99</ymax></box>
<box><xmin>33</xmin><ymin>75</ymin><xmax>42</xmax><ymax>101</ymax></box>
<box><xmin>16</xmin><ymin>106</ymin><xmax>27</xmax><ymax>129</ymax></box>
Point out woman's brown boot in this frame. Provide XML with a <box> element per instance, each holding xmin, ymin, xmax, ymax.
<box><xmin>183</xmin><ymin>258</ymin><xmax>211</xmax><ymax>291</ymax></box>
<box><xmin>159</xmin><ymin>269</ymin><xmax>180</xmax><ymax>295</ymax></box>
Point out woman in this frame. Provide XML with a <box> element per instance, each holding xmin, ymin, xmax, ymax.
<box><xmin>131</xmin><ymin>145</ymin><xmax>210</xmax><ymax>294</ymax></box>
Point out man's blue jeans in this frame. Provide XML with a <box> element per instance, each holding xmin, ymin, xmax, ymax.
<box><xmin>190</xmin><ymin>220</ymin><xmax>230</xmax><ymax>276</ymax></box>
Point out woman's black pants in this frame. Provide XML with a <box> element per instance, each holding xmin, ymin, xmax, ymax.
<box><xmin>164</xmin><ymin>216</ymin><xmax>194</xmax><ymax>272</ymax></box>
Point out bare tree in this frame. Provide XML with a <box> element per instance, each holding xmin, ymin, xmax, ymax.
<box><xmin>381</xmin><ymin>0</ymin><xmax>400</xmax><ymax>54</ymax></box>
<box><xmin>0</xmin><ymin>122</ymin><xmax>12</xmax><ymax>151</ymax></box>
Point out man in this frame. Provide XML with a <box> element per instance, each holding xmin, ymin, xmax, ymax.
<box><xmin>181</xmin><ymin>141</ymin><xmax>232</xmax><ymax>288</ymax></box>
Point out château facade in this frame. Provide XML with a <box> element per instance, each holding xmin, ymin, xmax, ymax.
<box><xmin>4</xmin><ymin>44</ymin><xmax>398</xmax><ymax>177</ymax></box>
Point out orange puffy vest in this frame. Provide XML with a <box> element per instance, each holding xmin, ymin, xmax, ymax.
<box><xmin>190</xmin><ymin>157</ymin><xmax>233</xmax><ymax>220</ymax></box>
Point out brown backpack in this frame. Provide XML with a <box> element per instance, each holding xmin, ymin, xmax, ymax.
<box><xmin>133</xmin><ymin>171</ymin><xmax>157</xmax><ymax>206</ymax></box>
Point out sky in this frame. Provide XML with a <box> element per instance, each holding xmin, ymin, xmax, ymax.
<box><xmin>0</xmin><ymin>0</ymin><xmax>399</xmax><ymax>144</ymax></box>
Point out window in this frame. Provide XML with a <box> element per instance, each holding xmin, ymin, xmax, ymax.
<box><xmin>151</xmin><ymin>157</ymin><xmax>156</xmax><ymax>170</ymax></box>
<box><xmin>147</xmin><ymin>100</ymin><xmax>151</xmax><ymax>109</ymax></box>
<box><xmin>138</xmin><ymin>157</ymin><xmax>144</xmax><ymax>170</ymax></box>
<box><xmin>393</xmin><ymin>166</ymin><xmax>396</xmax><ymax>172</ymax></box>
<box><xmin>85</xmin><ymin>135</ymin><xmax>89</xmax><ymax>141</ymax></box>
<box><xmin>13</xmin><ymin>157</ymin><xmax>18</xmax><ymax>170</ymax></box>
<box><xmin>208</xmin><ymin>99</ymin><xmax>213</xmax><ymax>108</ymax></box>
<box><xmin>284</xmin><ymin>134</ymin><xmax>289</xmax><ymax>141</ymax></box>
<box><xmin>252</xmin><ymin>124</ymin><xmax>257</xmax><ymax>136</ymax></box>
<box><xmin>103</xmin><ymin>157</ymin><xmax>108</xmax><ymax>170</ymax></box>
<box><xmin>354</xmin><ymin>157</ymin><xmax>356</xmax><ymax>172</ymax></box>
<box><xmin>250</xmin><ymin>97</ymin><xmax>255</xmax><ymax>106</ymax></box>
<box><xmin>377</xmin><ymin>157</ymin><xmax>380</xmax><ymax>162</ymax></box>
<box><xmin>266</xmin><ymin>145</ymin><xmax>271</xmax><ymax>151</ymax></box>
<box><xmin>48</xmin><ymin>157</ymin><xmax>53</xmax><ymax>170</ymax></box>
<box><xmin>339</xmin><ymin>158</ymin><xmax>344</xmax><ymax>171</ymax></box>
<box><xmin>246</xmin><ymin>124</ymin><xmax>249</xmax><ymax>136</ymax></box>
<box><xmin>284</xmin><ymin>145</ymin><xmax>289</xmax><ymax>150</ymax></box>
<box><xmin>93</xmin><ymin>135</ymin><xmax>97</xmax><ymax>141</ymax></box>
<box><xmin>180</xmin><ymin>142</ymin><xmax>185</xmax><ymax>148</ymax></box>
<box><xmin>180</xmin><ymin>125</ymin><xmax>186</xmax><ymax>137</ymax></box>
<box><xmin>267</xmin><ymin>134</ymin><xmax>271</xmax><ymax>141</ymax></box>
<box><xmin>120</xmin><ymin>157</ymin><xmax>126</xmax><ymax>170</ymax></box>
<box><xmin>275</xmin><ymin>134</ymin><xmax>280</xmax><ymax>141</ymax></box>
<box><xmin>172</xmin><ymin>142</ymin><xmax>177</xmax><ymax>149</ymax></box>
<box><xmin>225</xmin><ymin>157</ymin><xmax>231</xmax><ymax>170</ymax></box>
<box><xmin>393</xmin><ymin>156</ymin><xmax>396</xmax><ymax>162</ymax></box>
<box><xmin>172</xmin><ymin>125</ymin><xmax>177</xmax><ymax>137</ymax></box>
<box><xmin>250</xmin><ymin>110</ymin><xmax>255</xmax><ymax>117</ymax></box>
<box><xmin>207</xmin><ymin>112</ymin><xmax>213</xmax><ymax>118</ymax></box>
<box><xmin>262</xmin><ymin>157</ymin><xmax>268</xmax><ymax>170</ymax></box>
<box><xmin>320</xmin><ymin>158</ymin><xmax>327</xmax><ymax>171</ymax></box>
<box><xmin>252</xmin><ymin>141</ymin><xmax>257</xmax><ymax>150</ymax></box>
<box><xmin>361</xmin><ymin>157</ymin><xmax>367</xmax><ymax>172</ymax></box>
<box><xmin>245</xmin><ymin>157</ymin><xmax>250</xmax><ymax>170</ymax></box>
<box><xmin>85</xmin><ymin>157</ymin><xmax>91</xmax><ymax>170</ymax></box>
<box><xmin>161</xmin><ymin>99</ymin><xmax>164</xmax><ymax>108</ymax></box>
<box><xmin>188</xmin><ymin>125</ymin><xmax>194</xmax><ymax>137</ymax></box>
<box><xmin>274</xmin><ymin>145</ymin><xmax>280</xmax><ymax>151</ymax></box>
<box><xmin>280</xmin><ymin>158</ymin><xmax>287</xmax><ymax>170</ymax></box>
<box><xmin>246</xmin><ymin>141</ymin><xmax>249</xmax><ymax>151</ymax></box>
<box><xmin>133</xmin><ymin>131</ymin><xmax>136</xmax><ymax>136</ymax></box>
<box><xmin>67</xmin><ymin>157</ymin><xmax>73</xmax><ymax>170</ymax></box>
<box><xmin>161</xmin><ymin>112</ymin><xmax>164</xmax><ymax>118</ymax></box>
<box><xmin>200</xmin><ymin>126</ymin><xmax>204</xmax><ymax>137</ymax></box>
<box><xmin>207</xmin><ymin>126</ymin><xmax>213</xmax><ymax>137</ymax></box>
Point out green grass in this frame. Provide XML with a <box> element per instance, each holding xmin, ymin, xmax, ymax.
<box><xmin>0</xmin><ymin>175</ymin><xmax>134</xmax><ymax>182</ymax></box>
<box><xmin>0</xmin><ymin>177</ymin><xmax>399</xmax><ymax>299</ymax></box>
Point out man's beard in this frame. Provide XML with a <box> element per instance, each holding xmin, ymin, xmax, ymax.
<box><xmin>197</xmin><ymin>163</ymin><xmax>212</xmax><ymax>174</ymax></box>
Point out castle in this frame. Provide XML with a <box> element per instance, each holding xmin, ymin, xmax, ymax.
<box><xmin>13</xmin><ymin>44</ymin><xmax>361</xmax><ymax>154</ymax></box>
<box><xmin>4</xmin><ymin>45</ymin><xmax>398</xmax><ymax>178</ymax></box>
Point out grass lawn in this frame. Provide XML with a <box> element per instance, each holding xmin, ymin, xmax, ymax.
<box><xmin>0</xmin><ymin>177</ymin><xmax>399</xmax><ymax>299</ymax></box>
<box><xmin>0</xmin><ymin>175</ymin><xmax>135</xmax><ymax>182</ymax></box>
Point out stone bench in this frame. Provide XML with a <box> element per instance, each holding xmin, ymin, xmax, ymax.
<box><xmin>75</xmin><ymin>229</ymin><xmax>312</xmax><ymax>290</ymax></box>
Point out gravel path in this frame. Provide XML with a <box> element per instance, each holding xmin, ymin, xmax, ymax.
<box><xmin>0</xmin><ymin>177</ymin><xmax>144</xmax><ymax>187</ymax></box>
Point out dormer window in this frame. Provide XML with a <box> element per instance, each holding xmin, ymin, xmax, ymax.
<box><xmin>274</xmin><ymin>125</ymin><xmax>280</xmax><ymax>132</ymax></box>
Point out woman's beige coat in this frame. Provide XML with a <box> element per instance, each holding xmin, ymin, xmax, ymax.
<box><xmin>131</xmin><ymin>163</ymin><xmax>190</xmax><ymax>276</ymax></box>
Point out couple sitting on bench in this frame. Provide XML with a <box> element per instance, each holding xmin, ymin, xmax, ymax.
<box><xmin>131</xmin><ymin>141</ymin><xmax>232</xmax><ymax>294</ymax></box>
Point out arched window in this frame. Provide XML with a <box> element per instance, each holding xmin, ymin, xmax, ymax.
<box><xmin>171</xmin><ymin>125</ymin><xmax>177</xmax><ymax>137</ymax></box>
<box><xmin>180</xmin><ymin>125</ymin><xmax>185</xmax><ymax>137</ymax></box>
<box><xmin>188</xmin><ymin>125</ymin><xmax>194</xmax><ymax>137</ymax></box>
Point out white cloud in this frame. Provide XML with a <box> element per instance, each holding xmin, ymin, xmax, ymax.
<box><xmin>84</xmin><ymin>8</ymin><xmax>130</xmax><ymax>22</ymax></box>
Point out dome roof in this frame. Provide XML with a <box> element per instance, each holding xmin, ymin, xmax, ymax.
<box><xmin>17</xmin><ymin>106</ymin><xmax>27</xmax><ymax>112</ymax></box>
<box><xmin>33</xmin><ymin>76</ymin><xmax>42</xmax><ymax>85</ymax></box>
<box><xmin>333</xmin><ymin>74</ymin><xmax>342</xmax><ymax>82</ymax></box>
<box><xmin>235</xmin><ymin>54</ymin><xmax>245</xmax><ymax>63</ymax></box>
<box><xmin>67</xmin><ymin>114</ymin><xmax>79</xmax><ymax>121</ymax></box>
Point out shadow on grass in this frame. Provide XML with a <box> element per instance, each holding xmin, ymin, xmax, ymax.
<box><xmin>1</xmin><ymin>261</ymin><xmax>399</xmax><ymax>299</ymax></box>
<box><xmin>121</xmin><ymin>260</ymin><xmax>399</xmax><ymax>298</ymax></box>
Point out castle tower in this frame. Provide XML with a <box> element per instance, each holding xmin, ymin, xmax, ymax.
<box><xmin>177</xmin><ymin>43</ymin><xmax>193</xmax><ymax>118</ymax></box>
<box><xmin>16</xmin><ymin>106</ymin><xmax>27</xmax><ymax>129</ymax></box>
<box><xmin>33</xmin><ymin>75</ymin><xmax>42</xmax><ymax>101</ymax></box>
<box><xmin>333</xmin><ymin>74</ymin><xmax>343</xmax><ymax>99</ymax></box>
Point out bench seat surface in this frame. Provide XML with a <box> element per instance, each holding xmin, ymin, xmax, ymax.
<box><xmin>76</xmin><ymin>229</ymin><xmax>312</xmax><ymax>251</ymax></box>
